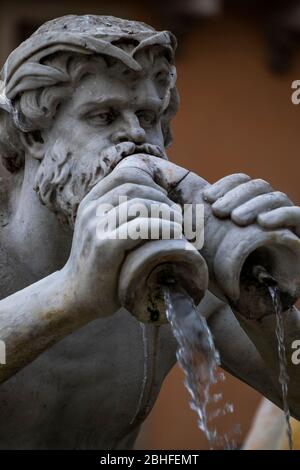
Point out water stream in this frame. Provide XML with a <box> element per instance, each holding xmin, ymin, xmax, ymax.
<box><xmin>164</xmin><ymin>287</ymin><xmax>236</xmax><ymax>449</ymax></box>
<box><xmin>268</xmin><ymin>286</ymin><xmax>293</xmax><ymax>450</ymax></box>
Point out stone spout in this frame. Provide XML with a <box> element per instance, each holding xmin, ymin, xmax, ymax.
<box><xmin>116</xmin><ymin>154</ymin><xmax>209</xmax><ymax>324</ymax></box>
<box><xmin>116</xmin><ymin>154</ymin><xmax>300</xmax><ymax>321</ymax></box>
<box><xmin>174</xmin><ymin>171</ymin><xmax>300</xmax><ymax>319</ymax></box>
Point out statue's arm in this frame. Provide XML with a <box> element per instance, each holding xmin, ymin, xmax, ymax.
<box><xmin>202</xmin><ymin>292</ymin><xmax>300</xmax><ymax>420</ymax></box>
<box><xmin>0</xmin><ymin>270</ymin><xmax>81</xmax><ymax>384</ymax></box>
<box><xmin>231</xmin><ymin>306</ymin><xmax>300</xmax><ymax>421</ymax></box>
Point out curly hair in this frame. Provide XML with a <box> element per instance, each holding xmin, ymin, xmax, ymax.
<box><xmin>0</xmin><ymin>43</ymin><xmax>179</xmax><ymax>173</ymax></box>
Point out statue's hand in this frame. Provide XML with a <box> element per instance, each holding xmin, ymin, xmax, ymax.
<box><xmin>203</xmin><ymin>173</ymin><xmax>300</xmax><ymax>237</ymax></box>
<box><xmin>60</xmin><ymin>164</ymin><xmax>182</xmax><ymax>319</ymax></box>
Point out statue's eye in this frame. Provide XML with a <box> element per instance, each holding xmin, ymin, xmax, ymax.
<box><xmin>136</xmin><ymin>110</ymin><xmax>157</xmax><ymax>128</ymax></box>
<box><xmin>87</xmin><ymin>109</ymin><xmax>115</xmax><ymax>126</ymax></box>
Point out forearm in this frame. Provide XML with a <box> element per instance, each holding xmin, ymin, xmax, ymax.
<box><xmin>0</xmin><ymin>270</ymin><xmax>84</xmax><ymax>384</ymax></box>
<box><xmin>234</xmin><ymin>307</ymin><xmax>300</xmax><ymax>420</ymax></box>
<box><xmin>205</xmin><ymin>297</ymin><xmax>283</xmax><ymax>409</ymax></box>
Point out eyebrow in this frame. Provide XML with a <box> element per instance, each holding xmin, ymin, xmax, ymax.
<box><xmin>75</xmin><ymin>97</ymin><xmax>164</xmax><ymax>115</ymax></box>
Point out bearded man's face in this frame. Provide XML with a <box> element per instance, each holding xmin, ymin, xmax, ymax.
<box><xmin>34</xmin><ymin>58</ymin><xmax>170</xmax><ymax>225</ymax></box>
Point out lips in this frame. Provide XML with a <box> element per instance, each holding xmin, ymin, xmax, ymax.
<box><xmin>102</xmin><ymin>142</ymin><xmax>167</xmax><ymax>175</ymax></box>
<box><xmin>133</xmin><ymin>143</ymin><xmax>166</xmax><ymax>159</ymax></box>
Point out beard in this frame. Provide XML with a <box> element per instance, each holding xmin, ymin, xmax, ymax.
<box><xmin>34</xmin><ymin>139</ymin><xmax>166</xmax><ymax>227</ymax></box>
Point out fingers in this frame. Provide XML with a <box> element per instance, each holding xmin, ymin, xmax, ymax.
<box><xmin>97</xmin><ymin>219</ymin><xmax>183</xmax><ymax>257</ymax></box>
<box><xmin>211</xmin><ymin>179</ymin><xmax>273</xmax><ymax>218</ymax></box>
<box><xmin>98</xmin><ymin>198</ymin><xmax>183</xmax><ymax>229</ymax></box>
<box><xmin>79</xmin><ymin>183</ymin><xmax>181</xmax><ymax>224</ymax></box>
<box><xmin>83</xmin><ymin>166</ymin><xmax>165</xmax><ymax>205</ymax></box>
<box><xmin>203</xmin><ymin>173</ymin><xmax>251</xmax><ymax>203</ymax></box>
<box><xmin>231</xmin><ymin>192</ymin><xmax>293</xmax><ymax>226</ymax></box>
<box><xmin>258</xmin><ymin>207</ymin><xmax>300</xmax><ymax>237</ymax></box>
<box><xmin>96</xmin><ymin>183</ymin><xmax>177</xmax><ymax>209</ymax></box>
<box><xmin>112</xmin><ymin>218</ymin><xmax>183</xmax><ymax>244</ymax></box>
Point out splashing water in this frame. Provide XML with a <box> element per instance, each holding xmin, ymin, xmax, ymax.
<box><xmin>268</xmin><ymin>286</ymin><xmax>293</xmax><ymax>450</ymax></box>
<box><xmin>164</xmin><ymin>287</ymin><xmax>238</xmax><ymax>449</ymax></box>
<box><xmin>164</xmin><ymin>270</ymin><xmax>294</xmax><ymax>449</ymax></box>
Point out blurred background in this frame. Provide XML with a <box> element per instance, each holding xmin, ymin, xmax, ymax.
<box><xmin>1</xmin><ymin>0</ymin><xmax>300</xmax><ymax>450</ymax></box>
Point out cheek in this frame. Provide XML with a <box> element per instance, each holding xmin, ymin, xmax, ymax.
<box><xmin>83</xmin><ymin>133</ymin><xmax>111</xmax><ymax>156</ymax></box>
<box><xmin>145</xmin><ymin>121</ymin><xmax>165</xmax><ymax>146</ymax></box>
<box><xmin>46</xmin><ymin>118</ymin><xmax>87</xmax><ymax>152</ymax></box>
<box><xmin>53</xmin><ymin>117</ymin><xmax>111</xmax><ymax>154</ymax></box>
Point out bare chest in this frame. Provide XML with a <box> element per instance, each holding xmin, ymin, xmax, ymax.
<box><xmin>0</xmin><ymin>308</ymin><xmax>177</xmax><ymax>449</ymax></box>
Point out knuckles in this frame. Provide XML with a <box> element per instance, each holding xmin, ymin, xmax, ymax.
<box><xmin>111</xmin><ymin>167</ymin><xmax>151</xmax><ymax>187</ymax></box>
<box><xmin>251</xmin><ymin>178</ymin><xmax>272</xmax><ymax>189</ymax></box>
<box><xmin>270</xmin><ymin>191</ymin><xmax>293</xmax><ymax>205</ymax></box>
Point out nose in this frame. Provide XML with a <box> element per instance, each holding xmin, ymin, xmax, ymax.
<box><xmin>111</xmin><ymin>112</ymin><xmax>146</xmax><ymax>145</ymax></box>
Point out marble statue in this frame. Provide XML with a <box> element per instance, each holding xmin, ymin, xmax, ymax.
<box><xmin>0</xmin><ymin>14</ymin><xmax>299</xmax><ymax>449</ymax></box>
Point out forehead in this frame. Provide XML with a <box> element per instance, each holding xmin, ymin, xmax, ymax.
<box><xmin>69</xmin><ymin>55</ymin><xmax>171</xmax><ymax>111</ymax></box>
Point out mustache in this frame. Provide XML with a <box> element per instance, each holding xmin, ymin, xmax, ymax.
<box><xmin>100</xmin><ymin>142</ymin><xmax>167</xmax><ymax>175</ymax></box>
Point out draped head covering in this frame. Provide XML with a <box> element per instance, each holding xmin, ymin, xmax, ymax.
<box><xmin>0</xmin><ymin>14</ymin><xmax>177</xmax><ymax>111</ymax></box>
